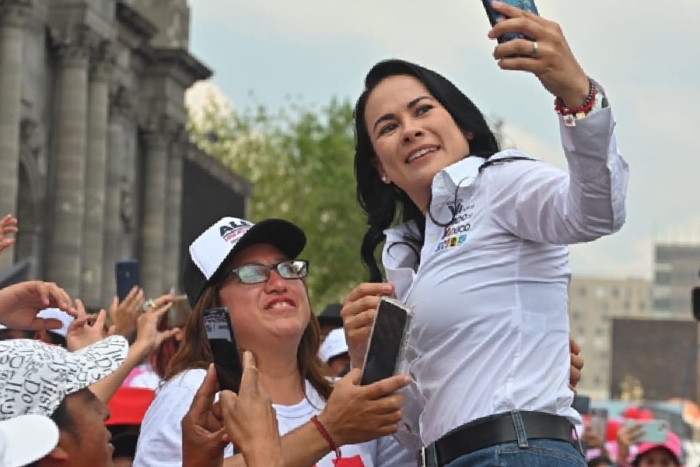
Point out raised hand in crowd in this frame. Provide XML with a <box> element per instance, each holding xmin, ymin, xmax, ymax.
<box><xmin>0</xmin><ymin>214</ymin><xmax>18</xmax><ymax>256</ymax></box>
<box><xmin>66</xmin><ymin>298</ymin><xmax>109</xmax><ymax>351</ymax></box>
<box><xmin>616</xmin><ymin>421</ymin><xmax>644</xmax><ymax>466</ymax></box>
<box><xmin>182</xmin><ymin>364</ymin><xmax>229</xmax><ymax>467</ymax></box>
<box><xmin>219</xmin><ymin>351</ymin><xmax>283</xmax><ymax>467</ymax></box>
<box><xmin>109</xmin><ymin>285</ymin><xmax>146</xmax><ymax>337</ymax></box>
<box><xmin>89</xmin><ymin>293</ymin><xmax>176</xmax><ymax>403</ymax></box>
<box><xmin>0</xmin><ymin>280</ymin><xmax>75</xmax><ymax>330</ymax></box>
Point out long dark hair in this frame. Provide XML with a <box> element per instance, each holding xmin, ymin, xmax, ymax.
<box><xmin>353</xmin><ymin>59</ymin><xmax>500</xmax><ymax>282</ymax></box>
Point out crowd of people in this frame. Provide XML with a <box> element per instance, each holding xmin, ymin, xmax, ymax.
<box><xmin>4</xmin><ymin>2</ymin><xmax>691</xmax><ymax>467</ymax></box>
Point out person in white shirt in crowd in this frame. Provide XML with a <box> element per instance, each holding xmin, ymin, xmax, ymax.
<box><xmin>0</xmin><ymin>335</ymin><xmax>129</xmax><ymax>467</ymax></box>
<box><xmin>319</xmin><ymin>327</ymin><xmax>351</xmax><ymax>377</ymax></box>
<box><xmin>135</xmin><ymin>216</ymin><xmax>416</xmax><ymax>467</ymax></box>
<box><xmin>0</xmin><ymin>414</ymin><xmax>60</xmax><ymax>467</ymax></box>
<box><xmin>344</xmin><ymin>3</ymin><xmax>628</xmax><ymax>467</ymax></box>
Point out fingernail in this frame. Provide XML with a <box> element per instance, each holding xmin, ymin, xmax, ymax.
<box><xmin>382</xmin><ymin>284</ymin><xmax>393</xmax><ymax>293</ymax></box>
<box><xmin>493</xmin><ymin>1</ymin><xmax>502</xmax><ymax>5</ymax></box>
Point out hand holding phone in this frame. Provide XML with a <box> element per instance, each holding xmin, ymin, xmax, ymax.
<box><xmin>115</xmin><ymin>260</ymin><xmax>141</xmax><ymax>302</ymax></box>
<box><xmin>360</xmin><ymin>297</ymin><xmax>413</xmax><ymax>386</ymax></box>
<box><xmin>623</xmin><ymin>419</ymin><xmax>670</xmax><ymax>444</ymax></box>
<box><xmin>481</xmin><ymin>0</ymin><xmax>540</xmax><ymax>43</ymax></box>
<box><xmin>203</xmin><ymin>307</ymin><xmax>244</xmax><ymax>393</ymax></box>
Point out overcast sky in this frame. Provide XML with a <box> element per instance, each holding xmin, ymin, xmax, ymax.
<box><xmin>188</xmin><ymin>0</ymin><xmax>700</xmax><ymax>280</ymax></box>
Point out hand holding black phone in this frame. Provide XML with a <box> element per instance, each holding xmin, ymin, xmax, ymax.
<box><xmin>203</xmin><ymin>307</ymin><xmax>244</xmax><ymax>393</ymax></box>
<box><xmin>360</xmin><ymin>297</ymin><xmax>414</xmax><ymax>386</ymax></box>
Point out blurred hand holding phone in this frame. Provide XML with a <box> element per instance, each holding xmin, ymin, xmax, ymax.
<box><xmin>203</xmin><ymin>307</ymin><xmax>243</xmax><ymax>393</ymax></box>
<box><xmin>623</xmin><ymin>419</ymin><xmax>670</xmax><ymax>444</ymax></box>
<box><xmin>360</xmin><ymin>297</ymin><xmax>413</xmax><ymax>386</ymax></box>
<box><xmin>481</xmin><ymin>0</ymin><xmax>539</xmax><ymax>43</ymax></box>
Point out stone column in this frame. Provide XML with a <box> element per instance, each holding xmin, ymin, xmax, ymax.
<box><xmin>140</xmin><ymin>117</ymin><xmax>175</xmax><ymax>297</ymax></box>
<box><xmin>101</xmin><ymin>86</ymin><xmax>131</xmax><ymax>304</ymax></box>
<box><xmin>45</xmin><ymin>26</ymin><xmax>91</xmax><ymax>296</ymax></box>
<box><xmin>80</xmin><ymin>42</ymin><xmax>112</xmax><ymax>307</ymax></box>
<box><xmin>162</xmin><ymin>130</ymin><xmax>186</xmax><ymax>292</ymax></box>
<box><xmin>0</xmin><ymin>0</ymin><xmax>31</xmax><ymax>268</ymax></box>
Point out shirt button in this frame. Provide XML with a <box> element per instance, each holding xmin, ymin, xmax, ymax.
<box><xmin>436</xmin><ymin>179</ymin><xmax>445</xmax><ymax>189</ymax></box>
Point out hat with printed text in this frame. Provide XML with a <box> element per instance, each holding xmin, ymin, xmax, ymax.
<box><xmin>0</xmin><ymin>336</ymin><xmax>129</xmax><ymax>420</ymax></box>
<box><xmin>0</xmin><ymin>414</ymin><xmax>60</xmax><ymax>467</ymax></box>
<box><xmin>183</xmin><ymin>217</ymin><xmax>306</xmax><ymax>306</ymax></box>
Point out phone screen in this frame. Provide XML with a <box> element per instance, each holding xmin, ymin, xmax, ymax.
<box><xmin>360</xmin><ymin>298</ymin><xmax>412</xmax><ymax>386</ymax></box>
<box><xmin>203</xmin><ymin>307</ymin><xmax>243</xmax><ymax>393</ymax></box>
<box><xmin>590</xmin><ymin>408</ymin><xmax>608</xmax><ymax>441</ymax></box>
<box><xmin>115</xmin><ymin>260</ymin><xmax>141</xmax><ymax>302</ymax></box>
<box><xmin>572</xmin><ymin>395</ymin><xmax>591</xmax><ymax>415</ymax></box>
<box><xmin>481</xmin><ymin>0</ymin><xmax>539</xmax><ymax>42</ymax></box>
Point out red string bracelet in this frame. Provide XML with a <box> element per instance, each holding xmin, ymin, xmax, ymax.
<box><xmin>311</xmin><ymin>415</ymin><xmax>342</xmax><ymax>458</ymax></box>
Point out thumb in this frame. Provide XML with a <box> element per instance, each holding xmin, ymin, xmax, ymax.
<box><xmin>109</xmin><ymin>296</ymin><xmax>118</xmax><ymax>313</ymax></box>
<box><xmin>161</xmin><ymin>328</ymin><xmax>180</xmax><ymax>340</ymax></box>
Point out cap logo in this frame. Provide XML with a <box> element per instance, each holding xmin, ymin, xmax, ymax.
<box><xmin>219</xmin><ymin>219</ymin><xmax>253</xmax><ymax>243</ymax></box>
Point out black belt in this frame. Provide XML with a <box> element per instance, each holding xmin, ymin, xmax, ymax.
<box><xmin>419</xmin><ymin>411</ymin><xmax>576</xmax><ymax>467</ymax></box>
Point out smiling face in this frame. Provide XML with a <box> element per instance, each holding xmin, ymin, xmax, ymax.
<box><xmin>364</xmin><ymin>74</ymin><xmax>470</xmax><ymax>211</ymax></box>
<box><xmin>218</xmin><ymin>243</ymin><xmax>312</xmax><ymax>353</ymax></box>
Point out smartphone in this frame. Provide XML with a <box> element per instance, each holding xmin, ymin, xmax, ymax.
<box><xmin>202</xmin><ymin>307</ymin><xmax>243</xmax><ymax>393</ymax></box>
<box><xmin>589</xmin><ymin>408</ymin><xmax>608</xmax><ymax>442</ymax></box>
<box><xmin>481</xmin><ymin>0</ymin><xmax>539</xmax><ymax>43</ymax></box>
<box><xmin>623</xmin><ymin>419</ymin><xmax>670</xmax><ymax>444</ymax></box>
<box><xmin>572</xmin><ymin>395</ymin><xmax>591</xmax><ymax>416</ymax></box>
<box><xmin>115</xmin><ymin>260</ymin><xmax>141</xmax><ymax>302</ymax></box>
<box><xmin>360</xmin><ymin>297</ymin><xmax>414</xmax><ymax>386</ymax></box>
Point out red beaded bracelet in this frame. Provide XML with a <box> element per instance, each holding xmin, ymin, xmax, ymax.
<box><xmin>554</xmin><ymin>77</ymin><xmax>597</xmax><ymax>116</ymax></box>
<box><xmin>311</xmin><ymin>415</ymin><xmax>342</xmax><ymax>458</ymax></box>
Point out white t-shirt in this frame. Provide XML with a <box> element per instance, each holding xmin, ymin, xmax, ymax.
<box><xmin>122</xmin><ymin>363</ymin><xmax>161</xmax><ymax>390</ymax></box>
<box><xmin>384</xmin><ymin>108</ymin><xmax>628</xmax><ymax>445</ymax></box>
<box><xmin>133</xmin><ymin>369</ymin><xmax>416</xmax><ymax>467</ymax></box>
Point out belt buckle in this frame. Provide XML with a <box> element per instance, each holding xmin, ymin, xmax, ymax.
<box><xmin>420</xmin><ymin>445</ymin><xmax>439</xmax><ymax>467</ymax></box>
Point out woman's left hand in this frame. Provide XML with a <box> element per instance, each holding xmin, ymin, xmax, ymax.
<box><xmin>488</xmin><ymin>1</ymin><xmax>590</xmax><ymax>108</ymax></box>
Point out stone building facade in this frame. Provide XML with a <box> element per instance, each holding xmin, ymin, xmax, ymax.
<box><xmin>0</xmin><ymin>0</ymin><xmax>250</xmax><ymax>308</ymax></box>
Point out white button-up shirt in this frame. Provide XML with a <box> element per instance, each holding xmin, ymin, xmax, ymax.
<box><xmin>384</xmin><ymin>107</ymin><xmax>629</xmax><ymax>447</ymax></box>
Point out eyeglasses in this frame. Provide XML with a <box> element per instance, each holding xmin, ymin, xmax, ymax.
<box><xmin>227</xmin><ymin>260</ymin><xmax>309</xmax><ymax>285</ymax></box>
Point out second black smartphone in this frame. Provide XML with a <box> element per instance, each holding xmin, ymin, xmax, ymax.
<box><xmin>360</xmin><ymin>297</ymin><xmax>413</xmax><ymax>386</ymax></box>
<box><xmin>203</xmin><ymin>307</ymin><xmax>243</xmax><ymax>393</ymax></box>
<box><xmin>115</xmin><ymin>260</ymin><xmax>141</xmax><ymax>302</ymax></box>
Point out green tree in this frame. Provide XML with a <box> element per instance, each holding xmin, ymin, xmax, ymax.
<box><xmin>188</xmin><ymin>95</ymin><xmax>367</xmax><ymax>310</ymax></box>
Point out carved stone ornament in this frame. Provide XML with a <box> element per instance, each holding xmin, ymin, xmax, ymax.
<box><xmin>109</xmin><ymin>85</ymin><xmax>134</xmax><ymax>120</ymax></box>
<box><xmin>119</xmin><ymin>176</ymin><xmax>135</xmax><ymax>232</ymax></box>
<box><xmin>50</xmin><ymin>24</ymin><xmax>97</xmax><ymax>66</ymax></box>
<box><xmin>0</xmin><ymin>0</ymin><xmax>33</xmax><ymax>28</ymax></box>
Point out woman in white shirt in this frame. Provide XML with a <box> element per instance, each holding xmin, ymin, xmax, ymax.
<box><xmin>134</xmin><ymin>216</ymin><xmax>417</xmax><ymax>467</ymax></box>
<box><xmin>343</xmin><ymin>4</ymin><xmax>628</xmax><ymax>467</ymax></box>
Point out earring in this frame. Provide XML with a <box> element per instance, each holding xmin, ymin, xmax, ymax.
<box><xmin>381</xmin><ymin>175</ymin><xmax>388</xmax><ymax>183</ymax></box>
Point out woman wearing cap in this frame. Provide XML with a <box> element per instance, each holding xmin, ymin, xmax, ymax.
<box><xmin>616</xmin><ymin>424</ymin><xmax>682</xmax><ymax>467</ymax></box>
<box><xmin>134</xmin><ymin>216</ymin><xmax>416</xmax><ymax>467</ymax></box>
<box><xmin>343</xmin><ymin>3</ymin><xmax>629</xmax><ymax>467</ymax></box>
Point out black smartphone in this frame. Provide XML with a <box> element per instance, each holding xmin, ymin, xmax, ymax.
<box><xmin>360</xmin><ymin>297</ymin><xmax>414</xmax><ymax>386</ymax></box>
<box><xmin>572</xmin><ymin>395</ymin><xmax>591</xmax><ymax>415</ymax></box>
<box><xmin>481</xmin><ymin>0</ymin><xmax>540</xmax><ymax>43</ymax></box>
<box><xmin>115</xmin><ymin>260</ymin><xmax>141</xmax><ymax>302</ymax></box>
<box><xmin>202</xmin><ymin>307</ymin><xmax>243</xmax><ymax>393</ymax></box>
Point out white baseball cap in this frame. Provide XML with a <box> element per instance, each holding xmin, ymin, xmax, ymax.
<box><xmin>0</xmin><ymin>414</ymin><xmax>59</xmax><ymax>467</ymax></box>
<box><xmin>183</xmin><ymin>217</ymin><xmax>306</xmax><ymax>306</ymax></box>
<box><xmin>320</xmin><ymin>328</ymin><xmax>349</xmax><ymax>363</ymax></box>
<box><xmin>0</xmin><ymin>308</ymin><xmax>74</xmax><ymax>337</ymax></box>
<box><xmin>0</xmin><ymin>336</ymin><xmax>129</xmax><ymax>420</ymax></box>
